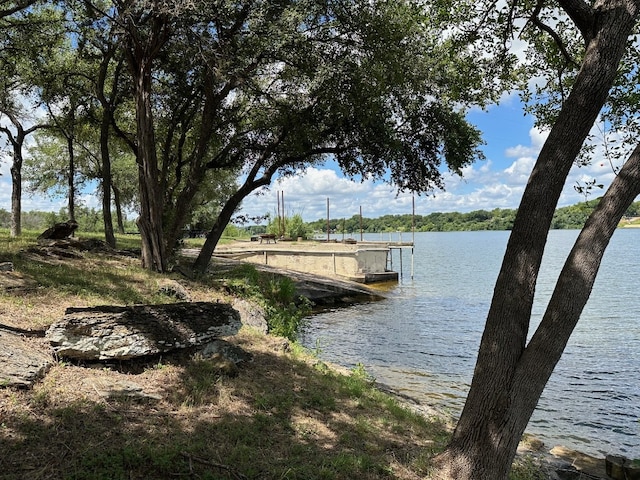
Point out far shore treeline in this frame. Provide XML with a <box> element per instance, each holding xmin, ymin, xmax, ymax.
<box><xmin>310</xmin><ymin>197</ymin><xmax>640</xmax><ymax>233</ymax></box>
<box><xmin>4</xmin><ymin>197</ymin><xmax>640</xmax><ymax>236</ymax></box>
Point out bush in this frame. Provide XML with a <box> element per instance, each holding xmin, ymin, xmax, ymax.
<box><xmin>223</xmin><ymin>265</ymin><xmax>311</xmax><ymax>341</ymax></box>
<box><xmin>287</xmin><ymin>214</ymin><xmax>309</xmax><ymax>240</ymax></box>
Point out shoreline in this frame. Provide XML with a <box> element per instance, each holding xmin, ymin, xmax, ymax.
<box><xmin>243</xmin><ymin>256</ymin><xmax>619</xmax><ymax>479</ymax></box>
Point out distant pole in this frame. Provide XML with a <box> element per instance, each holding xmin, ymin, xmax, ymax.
<box><xmin>276</xmin><ymin>190</ymin><xmax>281</xmax><ymax>237</ymax></box>
<box><xmin>280</xmin><ymin>190</ymin><xmax>285</xmax><ymax>237</ymax></box>
<box><xmin>412</xmin><ymin>195</ymin><xmax>415</xmax><ymax>244</ymax></box>
<box><xmin>411</xmin><ymin>195</ymin><xmax>415</xmax><ymax>279</ymax></box>
<box><xmin>326</xmin><ymin>197</ymin><xmax>330</xmax><ymax>242</ymax></box>
<box><xmin>342</xmin><ymin>218</ymin><xmax>345</xmax><ymax>241</ymax></box>
<box><xmin>359</xmin><ymin>205</ymin><xmax>363</xmax><ymax>241</ymax></box>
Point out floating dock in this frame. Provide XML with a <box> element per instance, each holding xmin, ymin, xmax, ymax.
<box><xmin>214</xmin><ymin>240</ymin><xmax>413</xmax><ymax>284</ymax></box>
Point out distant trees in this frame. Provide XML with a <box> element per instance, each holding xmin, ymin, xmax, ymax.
<box><xmin>298</xmin><ymin>200</ymin><xmax>640</xmax><ymax>234</ymax></box>
<box><xmin>0</xmin><ymin>206</ymin><xmax>138</xmax><ymax>233</ymax></box>
<box><xmin>307</xmin><ymin>209</ymin><xmax>517</xmax><ymax>233</ymax></box>
<box><xmin>0</xmin><ymin>3</ymin><xmax>65</xmax><ymax>237</ymax></box>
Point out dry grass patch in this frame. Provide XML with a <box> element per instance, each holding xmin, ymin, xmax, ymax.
<box><xmin>0</xmin><ymin>231</ymin><xmax>451</xmax><ymax>479</ymax></box>
<box><xmin>0</xmin><ymin>330</ymin><xmax>450</xmax><ymax>480</ymax></box>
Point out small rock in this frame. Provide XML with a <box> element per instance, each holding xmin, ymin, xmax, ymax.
<box><xmin>0</xmin><ymin>332</ymin><xmax>53</xmax><ymax>388</ymax></box>
<box><xmin>607</xmin><ymin>455</ymin><xmax>627</xmax><ymax>480</ymax></box>
<box><xmin>207</xmin><ymin>354</ymin><xmax>239</xmax><ymax>377</ymax></box>
<box><xmin>0</xmin><ymin>262</ymin><xmax>14</xmax><ymax>272</ymax></box>
<box><xmin>37</xmin><ymin>220</ymin><xmax>78</xmax><ymax>241</ymax></box>
<box><xmin>550</xmin><ymin>446</ymin><xmax>608</xmax><ymax>479</ymax></box>
<box><xmin>606</xmin><ymin>455</ymin><xmax>640</xmax><ymax>480</ymax></box>
<box><xmin>198</xmin><ymin>339</ymin><xmax>253</xmax><ymax>365</ymax></box>
<box><xmin>158</xmin><ymin>280</ymin><xmax>191</xmax><ymax>301</ymax></box>
<box><xmin>231</xmin><ymin>298</ymin><xmax>268</xmax><ymax>334</ymax></box>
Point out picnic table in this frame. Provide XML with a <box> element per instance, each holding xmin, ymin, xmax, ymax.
<box><xmin>258</xmin><ymin>234</ymin><xmax>277</xmax><ymax>244</ymax></box>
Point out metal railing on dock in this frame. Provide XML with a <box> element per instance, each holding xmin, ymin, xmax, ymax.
<box><xmin>386</xmin><ymin>243</ymin><xmax>415</xmax><ymax>280</ymax></box>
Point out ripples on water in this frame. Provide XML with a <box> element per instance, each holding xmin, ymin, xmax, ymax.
<box><xmin>300</xmin><ymin>230</ymin><xmax>640</xmax><ymax>458</ymax></box>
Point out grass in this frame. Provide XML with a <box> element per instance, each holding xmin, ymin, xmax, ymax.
<box><xmin>0</xmin><ymin>229</ymin><xmax>553</xmax><ymax>479</ymax></box>
<box><xmin>0</xmin><ymin>229</ymin><xmax>451</xmax><ymax>479</ymax></box>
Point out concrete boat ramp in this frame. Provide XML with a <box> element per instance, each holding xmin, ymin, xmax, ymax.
<box><xmin>212</xmin><ymin>240</ymin><xmax>410</xmax><ymax>284</ymax></box>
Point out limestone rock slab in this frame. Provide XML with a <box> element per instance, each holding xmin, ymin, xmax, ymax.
<box><xmin>46</xmin><ymin>302</ymin><xmax>241</xmax><ymax>360</ymax></box>
<box><xmin>0</xmin><ymin>332</ymin><xmax>53</xmax><ymax>387</ymax></box>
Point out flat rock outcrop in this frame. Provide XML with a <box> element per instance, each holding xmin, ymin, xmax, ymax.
<box><xmin>46</xmin><ymin>302</ymin><xmax>241</xmax><ymax>360</ymax></box>
<box><xmin>0</xmin><ymin>330</ymin><xmax>52</xmax><ymax>387</ymax></box>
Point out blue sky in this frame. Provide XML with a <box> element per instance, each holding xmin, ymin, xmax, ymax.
<box><xmin>235</xmin><ymin>94</ymin><xmax>624</xmax><ymax>222</ymax></box>
<box><xmin>0</xmin><ymin>94</ymin><xmax>625</xmax><ymax>224</ymax></box>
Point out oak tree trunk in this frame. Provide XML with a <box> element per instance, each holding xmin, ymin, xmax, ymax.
<box><xmin>3</xmin><ymin>116</ymin><xmax>44</xmax><ymax>238</ymax></box>
<box><xmin>113</xmin><ymin>185</ymin><xmax>125</xmax><ymax>235</ymax></box>
<box><xmin>10</xmin><ymin>154</ymin><xmax>22</xmax><ymax>238</ymax></box>
<box><xmin>193</xmin><ymin>184</ymin><xmax>256</xmax><ymax>274</ymax></box>
<box><xmin>124</xmin><ymin>16</ymin><xmax>169</xmax><ymax>272</ymax></box>
<box><xmin>65</xmin><ymin>109</ymin><xmax>76</xmax><ymax>223</ymax></box>
<box><xmin>100</xmin><ymin>111</ymin><xmax>116</xmax><ymax>248</ymax></box>
<box><xmin>433</xmin><ymin>2</ymin><xmax>640</xmax><ymax>478</ymax></box>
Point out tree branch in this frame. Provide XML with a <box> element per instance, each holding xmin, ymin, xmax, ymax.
<box><xmin>528</xmin><ymin>0</ymin><xmax>580</xmax><ymax>68</ymax></box>
<box><xmin>0</xmin><ymin>0</ymin><xmax>37</xmax><ymax>19</ymax></box>
<box><xmin>558</xmin><ymin>0</ymin><xmax>596</xmax><ymax>44</ymax></box>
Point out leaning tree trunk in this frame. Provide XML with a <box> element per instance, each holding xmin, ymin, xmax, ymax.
<box><xmin>193</xmin><ymin>182</ymin><xmax>258</xmax><ymax>274</ymax></box>
<box><xmin>432</xmin><ymin>3</ymin><xmax>639</xmax><ymax>479</ymax></box>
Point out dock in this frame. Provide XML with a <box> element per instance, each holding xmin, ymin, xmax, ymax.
<box><xmin>213</xmin><ymin>240</ymin><xmax>413</xmax><ymax>284</ymax></box>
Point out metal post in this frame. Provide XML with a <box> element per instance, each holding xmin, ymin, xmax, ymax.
<box><xmin>326</xmin><ymin>198</ymin><xmax>330</xmax><ymax>242</ymax></box>
<box><xmin>280</xmin><ymin>191</ymin><xmax>285</xmax><ymax>237</ymax></box>
<box><xmin>276</xmin><ymin>190</ymin><xmax>281</xmax><ymax>237</ymax></box>
<box><xmin>412</xmin><ymin>195</ymin><xmax>415</xmax><ymax>245</ymax></box>
<box><xmin>411</xmin><ymin>247</ymin><xmax>414</xmax><ymax>280</ymax></box>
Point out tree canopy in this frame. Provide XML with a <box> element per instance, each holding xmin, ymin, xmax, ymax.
<box><xmin>3</xmin><ymin>0</ymin><xmax>496</xmax><ymax>272</ymax></box>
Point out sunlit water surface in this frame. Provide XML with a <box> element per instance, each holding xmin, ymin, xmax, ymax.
<box><xmin>300</xmin><ymin>230</ymin><xmax>640</xmax><ymax>458</ymax></box>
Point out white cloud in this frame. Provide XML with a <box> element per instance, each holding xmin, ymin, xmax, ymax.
<box><xmin>505</xmin><ymin>127</ymin><xmax>548</xmax><ymax>158</ymax></box>
<box><xmin>504</xmin><ymin>157</ymin><xmax>535</xmax><ymax>183</ymax></box>
<box><xmin>21</xmin><ymin>194</ymin><xmax>66</xmax><ymax>213</ymax></box>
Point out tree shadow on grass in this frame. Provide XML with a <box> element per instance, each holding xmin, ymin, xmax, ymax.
<box><xmin>0</xmin><ymin>333</ymin><xmax>449</xmax><ymax>480</ymax></box>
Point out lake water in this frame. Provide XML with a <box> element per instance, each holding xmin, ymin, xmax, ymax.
<box><xmin>299</xmin><ymin>230</ymin><xmax>640</xmax><ymax>458</ymax></box>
